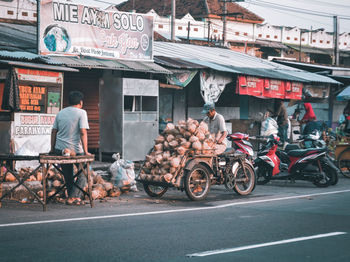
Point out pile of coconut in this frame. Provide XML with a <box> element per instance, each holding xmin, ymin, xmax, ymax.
<box><xmin>2</xmin><ymin>167</ymin><xmax>122</xmax><ymax>203</ymax></box>
<box><xmin>139</xmin><ymin>119</ymin><xmax>226</xmax><ymax>184</ymax></box>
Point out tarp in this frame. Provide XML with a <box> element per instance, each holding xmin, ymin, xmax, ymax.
<box><xmin>337</xmin><ymin>85</ymin><xmax>350</xmax><ymax>101</ymax></box>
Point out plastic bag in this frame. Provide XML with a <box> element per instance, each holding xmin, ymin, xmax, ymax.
<box><xmin>109</xmin><ymin>153</ymin><xmax>137</xmax><ymax>192</ymax></box>
<box><xmin>261</xmin><ymin>117</ymin><xmax>278</xmax><ymax>137</ymax></box>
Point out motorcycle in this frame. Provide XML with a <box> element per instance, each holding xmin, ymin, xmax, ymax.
<box><xmin>254</xmin><ymin>134</ymin><xmax>337</xmax><ymax>187</ymax></box>
<box><xmin>227</xmin><ymin>132</ymin><xmax>254</xmax><ymax>160</ymax></box>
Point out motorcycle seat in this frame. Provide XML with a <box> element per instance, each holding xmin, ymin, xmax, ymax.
<box><xmin>287</xmin><ymin>147</ymin><xmax>326</xmax><ymax>157</ymax></box>
<box><xmin>285</xmin><ymin>144</ymin><xmax>299</xmax><ymax>152</ymax></box>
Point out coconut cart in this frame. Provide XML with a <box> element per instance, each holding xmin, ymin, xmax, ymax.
<box><xmin>136</xmin><ymin>120</ymin><xmax>256</xmax><ymax>201</ymax></box>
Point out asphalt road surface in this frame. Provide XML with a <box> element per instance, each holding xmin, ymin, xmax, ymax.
<box><xmin>1</xmin><ymin>177</ymin><xmax>350</xmax><ymax>262</ymax></box>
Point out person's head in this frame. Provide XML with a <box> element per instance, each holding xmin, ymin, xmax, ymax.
<box><xmin>68</xmin><ymin>91</ymin><xmax>84</xmax><ymax>107</ymax></box>
<box><xmin>202</xmin><ymin>101</ymin><xmax>216</xmax><ymax>119</ymax></box>
<box><xmin>264</xmin><ymin>109</ymin><xmax>273</xmax><ymax>119</ymax></box>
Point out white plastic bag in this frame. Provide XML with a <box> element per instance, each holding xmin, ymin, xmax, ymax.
<box><xmin>261</xmin><ymin>117</ymin><xmax>278</xmax><ymax>137</ymax></box>
<box><xmin>109</xmin><ymin>153</ymin><xmax>137</xmax><ymax>192</ymax></box>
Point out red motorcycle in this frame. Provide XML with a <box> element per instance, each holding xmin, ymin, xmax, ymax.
<box><xmin>254</xmin><ymin>134</ymin><xmax>336</xmax><ymax>187</ymax></box>
<box><xmin>227</xmin><ymin>132</ymin><xmax>254</xmax><ymax>160</ymax></box>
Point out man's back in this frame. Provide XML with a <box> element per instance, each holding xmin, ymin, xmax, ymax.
<box><xmin>53</xmin><ymin>107</ymin><xmax>89</xmax><ymax>153</ymax></box>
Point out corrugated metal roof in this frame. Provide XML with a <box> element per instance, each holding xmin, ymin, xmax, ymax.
<box><xmin>0</xmin><ymin>23</ymin><xmax>36</xmax><ymax>53</ymax></box>
<box><xmin>0</xmin><ymin>60</ymin><xmax>79</xmax><ymax>72</ymax></box>
<box><xmin>0</xmin><ymin>50</ymin><xmax>42</xmax><ymax>61</ymax></box>
<box><xmin>280</xmin><ymin>70</ymin><xmax>341</xmax><ymax>84</ymax></box>
<box><xmin>255</xmin><ymin>40</ymin><xmax>289</xmax><ymax>50</ymax></box>
<box><xmin>154</xmin><ymin>56</ymin><xmax>206</xmax><ymax>69</ymax></box>
<box><xmin>153</xmin><ymin>42</ymin><xmax>339</xmax><ymax>84</ymax></box>
<box><xmin>45</xmin><ymin>56</ymin><xmax>171</xmax><ymax>74</ymax></box>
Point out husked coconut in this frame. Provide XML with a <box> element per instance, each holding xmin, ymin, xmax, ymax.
<box><xmin>103</xmin><ymin>182</ymin><xmax>114</xmax><ymax>192</ymax></box>
<box><xmin>178</xmin><ymin>120</ymin><xmax>186</xmax><ymax>126</ymax></box>
<box><xmin>196</xmin><ymin>131</ymin><xmax>205</xmax><ymax>141</ymax></box>
<box><xmin>176</xmin><ymin>146</ymin><xmax>186</xmax><ymax>155</ymax></box>
<box><xmin>144</xmin><ymin>161</ymin><xmax>152</xmax><ymax>169</ymax></box>
<box><xmin>155</xmin><ymin>154</ymin><xmax>163</xmax><ymax>164</ymax></box>
<box><xmin>166</xmin><ymin>134</ymin><xmax>175</xmax><ymax>142</ymax></box>
<box><xmin>170</xmin><ymin>167</ymin><xmax>177</xmax><ymax>174</ymax></box>
<box><xmin>52</xmin><ymin>180</ymin><xmax>62</xmax><ymax>188</ymax></box>
<box><xmin>155</xmin><ymin>135</ymin><xmax>165</xmax><ymax>144</ymax></box>
<box><xmin>163</xmin><ymin>141</ymin><xmax>170</xmax><ymax>149</ymax></box>
<box><xmin>181</xmin><ymin>141</ymin><xmax>191</xmax><ymax>149</ymax></box>
<box><xmin>154</xmin><ymin>143</ymin><xmax>163</xmax><ymax>152</ymax></box>
<box><xmin>164</xmin><ymin>123</ymin><xmax>176</xmax><ymax>133</ymax></box>
<box><xmin>92</xmin><ymin>190</ymin><xmax>100</xmax><ymax>200</ymax></box>
<box><xmin>169</xmin><ymin>140</ymin><xmax>179</xmax><ymax>148</ymax></box>
<box><xmin>37</xmin><ymin>190</ymin><xmax>44</xmax><ymax>198</ymax></box>
<box><xmin>184</xmin><ymin>131</ymin><xmax>192</xmax><ymax>139</ymax></box>
<box><xmin>189</xmin><ymin>135</ymin><xmax>199</xmax><ymax>143</ymax></box>
<box><xmin>198</xmin><ymin>121</ymin><xmax>209</xmax><ymax>133</ymax></box>
<box><xmin>109</xmin><ymin>187</ymin><xmax>121</xmax><ymax>197</ymax></box>
<box><xmin>192</xmin><ymin>141</ymin><xmax>202</xmax><ymax>150</ymax></box>
<box><xmin>163</xmin><ymin>151</ymin><xmax>171</xmax><ymax>160</ymax></box>
<box><xmin>36</xmin><ymin>171</ymin><xmax>43</xmax><ymax>181</ymax></box>
<box><xmin>163</xmin><ymin>173</ymin><xmax>173</xmax><ymax>183</ymax></box>
<box><xmin>139</xmin><ymin>173</ymin><xmax>146</xmax><ymax>180</ymax></box>
<box><xmin>170</xmin><ymin>157</ymin><xmax>181</xmax><ymax>168</ymax></box>
<box><xmin>187</xmin><ymin>124</ymin><xmax>197</xmax><ymax>134</ymax></box>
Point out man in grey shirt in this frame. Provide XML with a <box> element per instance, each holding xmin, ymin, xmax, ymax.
<box><xmin>50</xmin><ymin>91</ymin><xmax>91</xmax><ymax>205</ymax></box>
<box><xmin>202</xmin><ymin>101</ymin><xmax>228</xmax><ymax>147</ymax></box>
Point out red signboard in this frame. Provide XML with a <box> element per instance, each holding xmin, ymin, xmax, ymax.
<box><xmin>263</xmin><ymin>79</ymin><xmax>285</xmax><ymax>99</ymax></box>
<box><xmin>285</xmin><ymin>82</ymin><xmax>303</xmax><ymax>100</ymax></box>
<box><xmin>238</xmin><ymin>76</ymin><xmax>263</xmax><ymax>96</ymax></box>
<box><xmin>238</xmin><ymin>75</ymin><xmax>302</xmax><ymax>100</ymax></box>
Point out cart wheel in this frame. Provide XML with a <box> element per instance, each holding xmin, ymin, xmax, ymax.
<box><xmin>337</xmin><ymin>148</ymin><xmax>350</xmax><ymax>178</ymax></box>
<box><xmin>184</xmin><ymin>164</ymin><xmax>211</xmax><ymax>201</ymax></box>
<box><xmin>233</xmin><ymin>163</ymin><xmax>256</xmax><ymax>196</ymax></box>
<box><xmin>143</xmin><ymin>183</ymin><xmax>168</xmax><ymax>198</ymax></box>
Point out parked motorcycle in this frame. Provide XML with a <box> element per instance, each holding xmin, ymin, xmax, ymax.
<box><xmin>227</xmin><ymin>132</ymin><xmax>254</xmax><ymax>160</ymax></box>
<box><xmin>254</xmin><ymin>134</ymin><xmax>337</xmax><ymax>187</ymax></box>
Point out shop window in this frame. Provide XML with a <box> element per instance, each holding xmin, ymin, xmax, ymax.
<box><xmin>214</xmin><ymin>29</ymin><xmax>218</xmax><ymax>33</ymax></box>
<box><xmin>7</xmin><ymin>10</ymin><xmax>14</xmax><ymax>15</ymax></box>
<box><xmin>244</xmin><ymin>32</ymin><xmax>248</xmax><ymax>36</ymax></box>
<box><xmin>194</xmin><ymin>28</ymin><xmax>198</xmax><ymax>32</ymax></box>
<box><xmin>178</xmin><ymin>26</ymin><xmax>183</xmax><ymax>30</ymax></box>
<box><xmin>302</xmin><ymin>38</ymin><xmax>305</xmax><ymax>42</ymax></box>
<box><xmin>286</xmin><ymin>37</ymin><xmax>290</xmax><ymax>40</ymax></box>
<box><xmin>235</xmin><ymin>32</ymin><xmax>239</xmax><ymax>36</ymax></box>
<box><xmin>258</xmin><ymin>34</ymin><xmax>262</xmax><ymax>37</ymax></box>
<box><xmin>266</xmin><ymin>35</ymin><xmax>270</xmax><ymax>38</ymax></box>
<box><xmin>327</xmin><ymin>41</ymin><xmax>330</xmax><ymax>44</ymax></box>
<box><xmin>320</xmin><ymin>40</ymin><xmax>323</xmax><ymax>43</ymax></box>
<box><xmin>124</xmin><ymin>96</ymin><xmax>141</xmax><ymax>112</ymax></box>
<box><xmin>142</xmin><ymin>96</ymin><xmax>157</xmax><ymax>111</ymax></box>
<box><xmin>294</xmin><ymin>37</ymin><xmax>298</xmax><ymax>41</ymax></box>
<box><xmin>312</xmin><ymin>39</ymin><xmax>316</xmax><ymax>43</ymax></box>
<box><xmin>33</xmin><ymin>13</ymin><xmax>37</xmax><ymax>17</ymax></box>
<box><xmin>274</xmin><ymin>35</ymin><xmax>278</xmax><ymax>39</ymax></box>
<box><xmin>22</xmin><ymin>12</ymin><xmax>28</xmax><ymax>16</ymax></box>
<box><xmin>158</xmin><ymin>24</ymin><xmax>163</xmax><ymax>29</ymax></box>
<box><xmin>345</xmin><ymin>42</ymin><xmax>348</xmax><ymax>46</ymax></box>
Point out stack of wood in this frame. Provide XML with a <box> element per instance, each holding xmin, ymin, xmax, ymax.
<box><xmin>2</xmin><ymin>167</ymin><xmax>121</xmax><ymax>202</ymax></box>
<box><xmin>139</xmin><ymin>119</ymin><xmax>226</xmax><ymax>184</ymax></box>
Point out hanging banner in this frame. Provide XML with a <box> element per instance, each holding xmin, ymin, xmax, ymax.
<box><xmin>200</xmin><ymin>71</ymin><xmax>232</xmax><ymax>103</ymax></box>
<box><xmin>39</xmin><ymin>0</ymin><xmax>153</xmax><ymax>61</ymax></box>
<box><xmin>284</xmin><ymin>82</ymin><xmax>303</xmax><ymax>100</ymax></box>
<box><xmin>166</xmin><ymin>70</ymin><xmax>197</xmax><ymax>88</ymax></box>
<box><xmin>263</xmin><ymin>79</ymin><xmax>285</xmax><ymax>99</ymax></box>
<box><xmin>237</xmin><ymin>76</ymin><xmax>263</xmax><ymax>97</ymax></box>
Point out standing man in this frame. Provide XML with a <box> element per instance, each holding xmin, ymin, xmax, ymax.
<box><xmin>50</xmin><ymin>91</ymin><xmax>91</xmax><ymax>205</ymax></box>
<box><xmin>202</xmin><ymin>102</ymin><xmax>228</xmax><ymax>150</ymax></box>
<box><xmin>274</xmin><ymin>100</ymin><xmax>289</xmax><ymax>146</ymax></box>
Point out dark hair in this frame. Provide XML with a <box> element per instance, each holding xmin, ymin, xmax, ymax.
<box><xmin>68</xmin><ymin>91</ymin><xmax>84</xmax><ymax>105</ymax></box>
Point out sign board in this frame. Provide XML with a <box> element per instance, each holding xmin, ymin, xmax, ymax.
<box><xmin>263</xmin><ymin>79</ymin><xmax>285</xmax><ymax>99</ymax></box>
<box><xmin>14</xmin><ymin>113</ymin><xmax>56</xmax><ymax>136</ymax></box>
<box><xmin>238</xmin><ymin>76</ymin><xmax>263</xmax><ymax>97</ymax></box>
<box><xmin>284</xmin><ymin>82</ymin><xmax>303</xmax><ymax>100</ymax></box>
<box><xmin>39</xmin><ymin>0</ymin><xmax>154</xmax><ymax>61</ymax></box>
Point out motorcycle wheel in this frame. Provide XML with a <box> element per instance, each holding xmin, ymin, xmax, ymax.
<box><xmin>337</xmin><ymin>148</ymin><xmax>350</xmax><ymax>178</ymax></box>
<box><xmin>256</xmin><ymin>165</ymin><xmax>271</xmax><ymax>185</ymax></box>
<box><xmin>313</xmin><ymin>165</ymin><xmax>334</xmax><ymax>187</ymax></box>
<box><xmin>143</xmin><ymin>183</ymin><xmax>168</xmax><ymax>198</ymax></box>
<box><xmin>233</xmin><ymin>163</ymin><xmax>256</xmax><ymax>196</ymax></box>
<box><xmin>184</xmin><ymin>164</ymin><xmax>211</xmax><ymax>201</ymax></box>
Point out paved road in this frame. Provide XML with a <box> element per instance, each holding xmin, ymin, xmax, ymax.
<box><xmin>1</xmin><ymin>177</ymin><xmax>350</xmax><ymax>262</ymax></box>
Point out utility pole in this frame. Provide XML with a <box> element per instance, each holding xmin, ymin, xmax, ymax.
<box><xmin>220</xmin><ymin>0</ymin><xmax>245</xmax><ymax>47</ymax></box>
<box><xmin>333</xmin><ymin>15</ymin><xmax>339</xmax><ymax>66</ymax></box>
<box><xmin>187</xmin><ymin>21</ymin><xmax>190</xmax><ymax>43</ymax></box>
<box><xmin>171</xmin><ymin>0</ymin><xmax>176</xmax><ymax>42</ymax></box>
<box><xmin>207</xmin><ymin>20</ymin><xmax>211</xmax><ymax>44</ymax></box>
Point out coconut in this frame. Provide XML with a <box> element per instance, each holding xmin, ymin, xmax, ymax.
<box><xmin>163</xmin><ymin>151</ymin><xmax>171</xmax><ymax>161</ymax></box>
<box><xmin>181</xmin><ymin>141</ymin><xmax>191</xmax><ymax>149</ymax></box>
<box><xmin>155</xmin><ymin>135</ymin><xmax>165</xmax><ymax>144</ymax></box>
<box><xmin>184</xmin><ymin>131</ymin><xmax>192</xmax><ymax>139</ymax></box>
<box><xmin>52</xmin><ymin>180</ymin><xmax>62</xmax><ymax>188</ymax></box>
<box><xmin>192</xmin><ymin>141</ymin><xmax>202</xmax><ymax>150</ymax></box>
<box><xmin>163</xmin><ymin>173</ymin><xmax>173</xmax><ymax>183</ymax></box>
<box><xmin>198</xmin><ymin>121</ymin><xmax>209</xmax><ymax>133</ymax></box>
<box><xmin>166</xmin><ymin>134</ymin><xmax>175</xmax><ymax>142</ymax></box>
<box><xmin>154</xmin><ymin>143</ymin><xmax>163</xmax><ymax>152</ymax></box>
<box><xmin>164</xmin><ymin>123</ymin><xmax>176</xmax><ymax>133</ymax></box>
<box><xmin>109</xmin><ymin>187</ymin><xmax>121</xmax><ymax>197</ymax></box>
<box><xmin>37</xmin><ymin>190</ymin><xmax>44</xmax><ymax>198</ymax></box>
<box><xmin>189</xmin><ymin>135</ymin><xmax>199</xmax><ymax>143</ymax></box>
<box><xmin>169</xmin><ymin>140</ymin><xmax>179</xmax><ymax>148</ymax></box>
<box><xmin>103</xmin><ymin>182</ymin><xmax>114</xmax><ymax>192</ymax></box>
<box><xmin>163</xmin><ymin>141</ymin><xmax>170</xmax><ymax>149</ymax></box>
<box><xmin>92</xmin><ymin>190</ymin><xmax>100</xmax><ymax>200</ymax></box>
<box><xmin>196</xmin><ymin>131</ymin><xmax>205</xmax><ymax>141</ymax></box>
<box><xmin>176</xmin><ymin>146</ymin><xmax>186</xmax><ymax>156</ymax></box>
<box><xmin>187</xmin><ymin>124</ymin><xmax>197</xmax><ymax>134</ymax></box>
<box><xmin>170</xmin><ymin>157</ymin><xmax>181</xmax><ymax>168</ymax></box>
<box><xmin>170</xmin><ymin>167</ymin><xmax>177</xmax><ymax>174</ymax></box>
<box><xmin>36</xmin><ymin>171</ymin><xmax>43</xmax><ymax>181</ymax></box>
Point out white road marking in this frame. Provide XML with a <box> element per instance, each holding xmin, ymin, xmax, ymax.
<box><xmin>187</xmin><ymin>232</ymin><xmax>347</xmax><ymax>257</ymax></box>
<box><xmin>0</xmin><ymin>189</ymin><xmax>350</xmax><ymax>228</ymax></box>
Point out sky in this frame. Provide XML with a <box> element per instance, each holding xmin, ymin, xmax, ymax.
<box><xmin>82</xmin><ymin>0</ymin><xmax>350</xmax><ymax>33</ymax></box>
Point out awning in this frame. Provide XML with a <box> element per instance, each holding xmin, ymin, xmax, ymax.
<box><xmin>337</xmin><ymin>85</ymin><xmax>350</xmax><ymax>101</ymax></box>
<box><xmin>278</xmin><ymin>70</ymin><xmax>341</xmax><ymax>84</ymax></box>
<box><xmin>45</xmin><ymin>56</ymin><xmax>171</xmax><ymax>74</ymax></box>
<box><xmin>0</xmin><ymin>60</ymin><xmax>79</xmax><ymax>72</ymax></box>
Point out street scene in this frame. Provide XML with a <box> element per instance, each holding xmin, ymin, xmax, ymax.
<box><xmin>1</xmin><ymin>0</ymin><xmax>350</xmax><ymax>261</ymax></box>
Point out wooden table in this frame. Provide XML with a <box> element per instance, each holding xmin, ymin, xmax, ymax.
<box><xmin>39</xmin><ymin>154</ymin><xmax>95</xmax><ymax>211</ymax></box>
<box><xmin>0</xmin><ymin>154</ymin><xmax>41</xmax><ymax>208</ymax></box>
